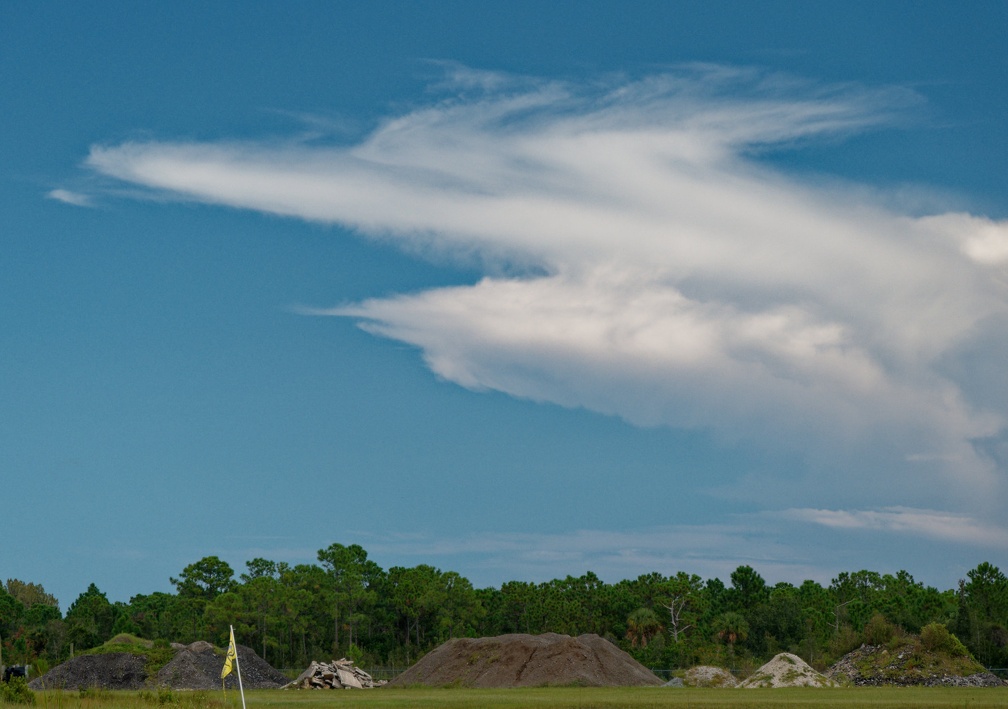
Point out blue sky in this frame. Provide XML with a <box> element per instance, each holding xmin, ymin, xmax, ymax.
<box><xmin>3</xmin><ymin>1</ymin><xmax>1007</xmax><ymax>608</ymax></box>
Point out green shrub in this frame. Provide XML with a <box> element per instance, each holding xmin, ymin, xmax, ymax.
<box><xmin>156</xmin><ymin>687</ymin><xmax>177</xmax><ymax>705</ymax></box>
<box><xmin>78</xmin><ymin>688</ymin><xmax>111</xmax><ymax>701</ymax></box>
<box><xmin>862</xmin><ymin>613</ymin><xmax>896</xmax><ymax>646</ymax></box>
<box><xmin>920</xmin><ymin>622</ymin><xmax>970</xmax><ymax>657</ymax></box>
<box><xmin>30</xmin><ymin>660</ymin><xmax>48</xmax><ymax>679</ymax></box>
<box><xmin>138</xmin><ymin>689</ymin><xmax>222</xmax><ymax>709</ymax></box>
<box><xmin>347</xmin><ymin>642</ymin><xmax>365</xmax><ymax>666</ymax></box>
<box><xmin>829</xmin><ymin>624</ymin><xmax>861</xmax><ymax>657</ymax></box>
<box><xmin>0</xmin><ymin>677</ymin><xmax>36</xmax><ymax>705</ymax></box>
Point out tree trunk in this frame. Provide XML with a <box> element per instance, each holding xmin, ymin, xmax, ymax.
<box><xmin>333</xmin><ymin>606</ymin><xmax>339</xmax><ymax>653</ymax></box>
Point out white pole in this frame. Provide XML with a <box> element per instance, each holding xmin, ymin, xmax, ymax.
<box><xmin>231</xmin><ymin>625</ymin><xmax>247</xmax><ymax>709</ymax></box>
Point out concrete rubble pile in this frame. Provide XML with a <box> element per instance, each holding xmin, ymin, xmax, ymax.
<box><xmin>285</xmin><ymin>658</ymin><xmax>386</xmax><ymax>689</ymax></box>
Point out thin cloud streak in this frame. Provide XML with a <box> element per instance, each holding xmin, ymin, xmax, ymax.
<box><xmin>784</xmin><ymin>507</ymin><xmax>1008</xmax><ymax>548</ymax></box>
<box><xmin>360</xmin><ymin>507</ymin><xmax>1008</xmax><ymax>586</ymax></box>
<box><xmin>84</xmin><ymin>66</ymin><xmax>1008</xmax><ymax>515</ymax></box>
<box><xmin>47</xmin><ymin>188</ymin><xmax>92</xmax><ymax>207</ymax></box>
<box><xmin>361</xmin><ymin>523</ymin><xmax>828</xmax><ymax>586</ymax></box>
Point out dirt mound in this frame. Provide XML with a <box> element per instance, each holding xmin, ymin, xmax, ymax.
<box><xmin>683</xmin><ymin>665</ymin><xmax>737</xmax><ymax>687</ymax></box>
<box><xmin>739</xmin><ymin>653</ymin><xmax>837</xmax><ymax>688</ymax></box>
<box><xmin>827</xmin><ymin>643</ymin><xmax>1006</xmax><ymax>687</ymax></box>
<box><xmin>157</xmin><ymin>643</ymin><xmax>287</xmax><ymax>689</ymax></box>
<box><xmin>31</xmin><ymin>642</ymin><xmax>286</xmax><ymax>691</ymax></box>
<box><xmin>388</xmin><ymin>633</ymin><xmax>662</xmax><ymax>688</ymax></box>
<box><xmin>29</xmin><ymin>653</ymin><xmax>148</xmax><ymax>690</ymax></box>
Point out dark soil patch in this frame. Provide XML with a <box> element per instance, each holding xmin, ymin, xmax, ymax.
<box><xmin>388</xmin><ymin>633</ymin><xmax>663</xmax><ymax>688</ymax></box>
<box><xmin>156</xmin><ymin>643</ymin><xmax>287</xmax><ymax>689</ymax></box>
<box><xmin>29</xmin><ymin>653</ymin><xmax>148</xmax><ymax>690</ymax></box>
<box><xmin>28</xmin><ymin>642</ymin><xmax>286</xmax><ymax>691</ymax></box>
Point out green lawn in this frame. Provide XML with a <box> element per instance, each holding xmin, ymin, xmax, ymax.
<box><xmin>31</xmin><ymin>687</ymin><xmax>1008</xmax><ymax>709</ymax></box>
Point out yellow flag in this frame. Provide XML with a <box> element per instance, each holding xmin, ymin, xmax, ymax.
<box><xmin>221</xmin><ymin>626</ymin><xmax>237</xmax><ymax>679</ymax></box>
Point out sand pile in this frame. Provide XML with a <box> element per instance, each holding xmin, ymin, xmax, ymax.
<box><xmin>739</xmin><ymin>652</ymin><xmax>837</xmax><ymax>688</ymax></box>
<box><xmin>389</xmin><ymin>633</ymin><xmax>662</xmax><ymax>688</ymax></box>
<box><xmin>683</xmin><ymin>665</ymin><xmax>737</xmax><ymax>687</ymax></box>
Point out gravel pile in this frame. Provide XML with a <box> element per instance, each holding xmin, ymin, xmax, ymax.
<box><xmin>389</xmin><ymin>632</ymin><xmax>662</xmax><ymax>688</ymax></box>
<box><xmin>683</xmin><ymin>665</ymin><xmax>737</xmax><ymax>687</ymax></box>
<box><xmin>29</xmin><ymin>653</ymin><xmax>148</xmax><ymax>690</ymax></box>
<box><xmin>157</xmin><ymin>642</ymin><xmax>287</xmax><ymax>689</ymax></box>
<box><xmin>827</xmin><ymin>644</ymin><xmax>1006</xmax><ymax>687</ymax></box>
<box><xmin>28</xmin><ymin>641</ymin><xmax>287</xmax><ymax>691</ymax></box>
<box><xmin>739</xmin><ymin>652</ymin><xmax>837</xmax><ymax>688</ymax></box>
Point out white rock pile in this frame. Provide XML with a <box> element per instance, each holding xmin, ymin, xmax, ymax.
<box><xmin>285</xmin><ymin>658</ymin><xmax>385</xmax><ymax>689</ymax></box>
<box><xmin>739</xmin><ymin>652</ymin><xmax>837</xmax><ymax>688</ymax></box>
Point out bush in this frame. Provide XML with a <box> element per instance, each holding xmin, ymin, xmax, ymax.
<box><xmin>862</xmin><ymin>613</ymin><xmax>897</xmax><ymax>646</ymax></box>
<box><xmin>829</xmin><ymin>624</ymin><xmax>861</xmax><ymax>657</ymax></box>
<box><xmin>0</xmin><ymin>677</ymin><xmax>36</xmax><ymax>705</ymax></box>
<box><xmin>920</xmin><ymin>622</ymin><xmax>970</xmax><ymax>657</ymax></box>
<box><xmin>30</xmin><ymin>660</ymin><xmax>48</xmax><ymax>679</ymax></box>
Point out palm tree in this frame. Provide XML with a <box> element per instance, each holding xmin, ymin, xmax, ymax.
<box><xmin>714</xmin><ymin>611</ymin><xmax>749</xmax><ymax>659</ymax></box>
<box><xmin>625</xmin><ymin>607</ymin><xmax>663</xmax><ymax>648</ymax></box>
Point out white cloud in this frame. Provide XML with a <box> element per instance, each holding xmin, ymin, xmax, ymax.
<box><xmin>47</xmin><ymin>188</ymin><xmax>92</xmax><ymax>207</ymax></box>
<box><xmin>360</xmin><ymin>524</ymin><xmax>830</xmax><ymax>587</ymax></box>
<box><xmin>918</xmin><ymin>213</ymin><xmax>1008</xmax><ymax>266</ymax></box>
<box><xmin>783</xmin><ymin>507</ymin><xmax>1008</xmax><ymax>548</ymax></box>
<box><xmin>84</xmin><ymin>66</ymin><xmax>1008</xmax><ymax>509</ymax></box>
<box><xmin>355</xmin><ymin>509</ymin><xmax>1002</xmax><ymax>588</ymax></box>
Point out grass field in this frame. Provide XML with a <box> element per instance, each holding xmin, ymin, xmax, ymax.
<box><xmin>30</xmin><ymin>687</ymin><xmax>1008</xmax><ymax>709</ymax></box>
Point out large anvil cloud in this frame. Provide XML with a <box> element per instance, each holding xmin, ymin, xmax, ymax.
<box><xmin>85</xmin><ymin>66</ymin><xmax>1008</xmax><ymax>517</ymax></box>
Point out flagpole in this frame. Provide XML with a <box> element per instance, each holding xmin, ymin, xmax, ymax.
<box><xmin>231</xmin><ymin>625</ymin><xmax>247</xmax><ymax>709</ymax></box>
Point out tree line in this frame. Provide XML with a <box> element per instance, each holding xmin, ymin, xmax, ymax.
<box><xmin>2</xmin><ymin>546</ymin><xmax>1006</xmax><ymax>675</ymax></box>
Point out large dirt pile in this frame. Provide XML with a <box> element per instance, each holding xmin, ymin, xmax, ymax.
<box><xmin>29</xmin><ymin>653</ymin><xmax>148</xmax><ymax>690</ymax></box>
<box><xmin>389</xmin><ymin>633</ymin><xmax>662</xmax><ymax>688</ymax></box>
<box><xmin>157</xmin><ymin>642</ymin><xmax>287</xmax><ymax>689</ymax></box>
<box><xmin>827</xmin><ymin>643</ymin><xmax>1006</xmax><ymax>687</ymax></box>
<box><xmin>739</xmin><ymin>652</ymin><xmax>837</xmax><ymax>688</ymax></box>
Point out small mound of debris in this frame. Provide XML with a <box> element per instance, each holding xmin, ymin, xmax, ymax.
<box><xmin>683</xmin><ymin>665</ymin><xmax>737</xmax><ymax>687</ymax></box>
<box><xmin>157</xmin><ymin>642</ymin><xmax>287</xmax><ymax>689</ymax></box>
<box><xmin>827</xmin><ymin>643</ymin><xmax>1005</xmax><ymax>687</ymax></box>
<box><xmin>29</xmin><ymin>653</ymin><xmax>148</xmax><ymax>690</ymax></box>
<box><xmin>285</xmin><ymin>658</ymin><xmax>385</xmax><ymax>689</ymax></box>
<box><xmin>389</xmin><ymin>633</ymin><xmax>662</xmax><ymax>688</ymax></box>
<box><xmin>740</xmin><ymin>653</ymin><xmax>837</xmax><ymax>688</ymax></box>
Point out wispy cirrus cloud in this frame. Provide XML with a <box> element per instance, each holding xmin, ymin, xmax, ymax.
<box><xmin>358</xmin><ymin>523</ymin><xmax>833</xmax><ymax>587</ymax></box>
<box><xmin>352</xmin><ymin>508</ymin><xmax>1007</xmax><ymax>587</ymax></box>
<box><xmin>84</xmin><ymin>66</ymin><xmax>1008</xmax><ymax>520</ymax></box>
<box><xmin>783</xmin><ymin>507</ymin><xmax>1008</xmax><ymax>548</ymax></box>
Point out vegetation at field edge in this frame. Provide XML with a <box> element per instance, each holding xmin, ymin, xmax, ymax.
<box><xmin>4</xmin><ymin>551</ymin><xmax>1007</xmax><ymax>679</ymax></box>
<box><xmin>24</xmin><ymin>687</ymin><xmax>1008</xmax><ymax>709</ymax></box>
